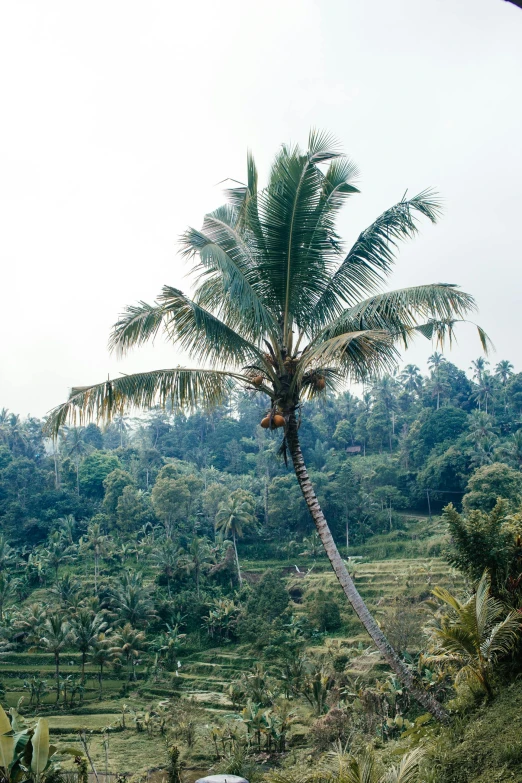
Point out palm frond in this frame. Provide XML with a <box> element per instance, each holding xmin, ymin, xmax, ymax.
<box><xmin>383</xmin><ymin>746</ymin><xmax>424</xmax><ymax>783</ymax></box>
<box><xmin>224</xmin><ymin>149</ymin><xmax>259</xmax><ymax>231</ymax></box>
<box><xmin>294</xmin><ymin>330</ymin><xmax>397</xmax><ymax>390</ymax></box>
<box><xmin>45</xmin><ymin>368</ymin><xmax>246</xmax><ymax>437</ymax></box>
<box><xmin>255</xmin><ymin>133</ymin><xmax>348</xmax><ymax>334</ymax></box>
<box><xmin>109</xmin><ymin>301</ymin><xmax>166</xmax><ymax>355</ymax></box>
<box><xmin>109</xmin><ymin>287</ymin><xmax>263</xmax><ymax>368</ymax></box>
<box><xmin>314</xmin><ymin>284</ymin><xmax>478</xmax><ymax>350</ymax></box>
<box><xmin>481</xmin><ymin>611</ymin><xmax>522</xmax><ymax>659</ymax></box>
<box><xmin>312</xmin><ymin>191</ymin><xmax>442</xmax><ymax>327</ymax></box>
<box><xmin>158</xmin><ymin>287</ymin><xmax>264</xmax><ymax>366</ymax></box>
<box><xmin>192</xmin><ymin>244</ymin><xmax>279</xmax><ymax>340</ymax></box>
<box><xmin>431</xmin><ymin>585</ymin><xmax>464</xmax><ymax>614</ymax></box>
<box><xmin>181</xmin><ymin>205</ymin><xmax>278</xmax><ymax>340</ymax></box>
<box><xmin>415</xmin><ymin>318</ymin><xmax>493</xmax><ymax>355</ymax></box>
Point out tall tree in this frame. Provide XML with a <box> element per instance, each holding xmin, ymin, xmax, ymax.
<box><xmin>72</xmin><ymin>610</ymin><xmax>108</xmax><ymax>678</ymax></box>
<box><xmin>215</xmin><ymin>490</ymin><xmax>256</xmax><ymax>587</ymax></box>
<box><xmin>110</xmin><ymin>623</ymin><xmax>146</xmax><ymax>681</ymax></box>
<box><xmin>47</xmin><ymin>131</ymin><xmax>489</xmax><ymax>720</ymax></box>
<box><xmin>39</xmin><ymin>614</ymin><xmax>72</xmax><ymax>703</ymax></box>
<box><xmin>89</xmin><ymin>633</ymin><xmax>113</xmax><ymax>699</ymax></box>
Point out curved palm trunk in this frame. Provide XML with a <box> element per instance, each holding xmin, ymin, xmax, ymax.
<box><xmin>286</xmin><ymin>414</ymin><xmax>448</xmax><ymax>723</ymax></box>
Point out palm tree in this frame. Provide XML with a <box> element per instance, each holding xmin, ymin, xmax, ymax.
<box><xmin>427</xmin><ymin>352</ymin><xmax>448</xmax><ymax>409</ymax></box>
<box><xmin>44</xmin><ymin>536</ymin><xmax>74</xmax><ymax>583</ymax></box>
<box><xmin>495</xmin><ymin>359</ymin><xmax>514</xmax><ymax>386</ymax></box>
<box><xmin>500</xmin><ymin>430</ymin><xmax>522</xmax><ymax>469</ymax></box>
<box><xmin>470</xmin><ymin>356</ymin><xmax>490</xmax><ymax>385</ymax></box>
<box><xmin>16</xmin><ymin>602</ymin><xmax>47</xmax><ymax>645</ymax></box>
<box><xmin>0</xmin><ymin>574</ymin><xmax>14</xmax><ymax>622</ymax></box>
<box><xmin>55</xmin><ymin>515</ymin><xmax>78</xmax><ymax>546</ymax></box>
<box><xmin>89</xmin><ymin>633</ymin><xmax>113</xmax><ymax>698</ymax></box>
<box><xmin>62</xmin><ymin>427</ymin><xmax>90</xmax><ymax>495</ymax></box>
<box><xmin>427</xmin><ymin>352</ymin><xmax>446</xmax><ymax>372</ymax></box>
<box><xmin>72</xmin><ymin>610</ymin><xmax>108</xmax><ymax>678</ymax></box>
<box><xmin>47</xmin><ymin>131</ymin><xmax>489</xmax><ymax>720</ymax></box>
<box><xmin>110</xmin><ymin>623</ymin><xmax>146</xmax><ymax>681</ymax></box>
<box><xmin>81</xmin><ymin>523</ymin><xmax>109</xmax><ymax>594</ymax></box>
<box><xmin>425</xmin><ymin>571</ymin><xmax>522</xmax><ymax>699</ymax></box>
<box><xmin>39</xmin><ymin>614</ymin><xmax>72</xmax><ymax>702</ymax></box>
<box><xmin>150</xmin><ymin>538</ymin><xmax>183</xmax><ymax>597</ymax></box>
<box><xmin>399</xmin><ymin>364</ymin><xmax>422</xmax><ymax>395</ymax></box>
<box><xmin>471</xmin><ymin>370</ymin><xmax>496</xmax><ymax>414</ymax></box>
<box><xmin>495</xmin><ymin>359</ymin><xmax>514</xmax><ymax>413</ymax></box>
<box><xmin>109</xmin><ymin>572</ymin><xmax>156</xmax><ymax>628</ymax></box>
<box><xmin>466</xmin><ymin>410</ymin><xmax>497</xmax><ymax>446</ymax></box>
<box><xmin>183</xmin><ymin>536</ymin><xmax>211</xmax><ymax>597</ymax></box>
<box><xmin>50</xmin><ymin>574</ymin><xmax>81</xmax><ymax>609</ymax></box>
<box><xmin>215</xmin><ymin>489</ymin><xmax>256</xmax><ymax>587</ymax></box>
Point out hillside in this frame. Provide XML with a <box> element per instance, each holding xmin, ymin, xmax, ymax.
<box><xmin>0</xmin><ymin>514</ymin><xmax>463</xmax><ymax>778</ymax></box>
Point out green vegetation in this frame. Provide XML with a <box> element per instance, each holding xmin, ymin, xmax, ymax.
<box><xmin>1</xmin><ymin>134</ymin><xmax>522</xmax><ymax>780</ymax></box>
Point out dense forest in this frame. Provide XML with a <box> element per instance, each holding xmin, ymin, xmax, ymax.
<box><xmin>2</xmin><ymin>353</ymin><xmax>522</xmax><ymax>552</ymax></box>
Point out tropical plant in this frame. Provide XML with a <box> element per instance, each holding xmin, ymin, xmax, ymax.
<box><xmin>0</xmin><ymin>537</ymin><xmax>16</xmax><ymax>573</ymax></box>
<box><xmin>43</xmin><ymin>537</ymin><xmax>74</xmax><ymax>583</ymax></box>
<box><xmin>16</xmin><ymin>603</ymin><xmax>46</xmax><ymax>645</ymax></box>
<box><xmin>89</xmin><ymin>632</ymin><xmax>113</xmax><ymax>698</ymax></box>
<box><xmin>109</xmin><ymin>571</ymin><xmax>156</xmax><ymax>628</ymax></box>
<box><xmin>424</xmin><ymin>571</ymin><xmax>522</xmax><ymax>698</ymax></box>
<box><xmin>399</xmin><ymin>364</ymin><xmax>423</xmax><ymax>395</ymax></box>
<box><xmin>203</xmin><ymin>598</ymin><xmax>240</xmax><ymax>641</ymax></box>
<box><xmin>23</xmin><ymin>675</ymin><xmax>49</xmax><ymax>708</ymax></box>
<box><xmin>150</xmin><ymin>538</ymin><xmax>183</xmax><ymax>596</ymax></box>
<box><xmin>215</xmin><ymin>490</ymin><xmax>256</xmax><ymax>587</ymax></box>
<box><xmin>470</xmin><ymin>356</ymin><xmax>489</xmax><ymax>384</ymax></box>
<box><xmin>80</xmin><ymin>522</ymin><xmax>109</xmax><ymax>594</ymax></box>
<box><xmin>151</xmin><ymin>623</ymin><xmax>186</xmax><ymax>670</ymax></box>
<box><xmin>110</xmin><ymin>623</ymin><xmax>147</xmax><ymax>680</ymax></box>
<box><xmin>47</xmin><ymin>131</ymin><xmax>489</xmax><ymax>720</ymax></box>
<box><xmin>183</xmin><ymin>536</ymin><xmax>211</xmax><ymax>597</ymax></box>
<box><xmin>0</xmin><ymin>574</ymin><xmax>14</xmax><ymax>622</ymax></box>
<box><xmin>38</xmin><ymin>614</ymin><xmax>72</xmax><ymax>703</ymax></box>
<box><xmin>62</xmin><ymin>426</ymin><xmax>91</xmax><ymax>494</ymax></box>
<box><xmin>49</xmin><ymin>573</ymin><xmax>81</xmax><ymax>608</ymax></box>
<box><xmin>495</xmin><ymin>359</ymin><xmax>514</xmax><ymax>385</ymax></box>
<box><xmin>0</xmin><ymin>705</ymin><xmax>70</xmax><ymax>783</ymax></box>
<box><xmin>266</xmin><ymin>744</ymin><xmax>424</xmax><ymax>783</ymax></box>
<box><xmin>71</xmin><ymin>609</ymin><xmax>108</xmax><ymax>678</ymax></box>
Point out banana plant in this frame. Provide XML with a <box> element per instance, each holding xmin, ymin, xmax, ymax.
<box><xmin>0</xmin><ymin>705</ymin><xmax>80</xmax><ymax>783</ymax></box>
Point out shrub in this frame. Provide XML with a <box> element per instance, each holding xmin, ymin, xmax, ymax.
<box><xmin>306</xmin><ymin>590</ymin><xmax>342</xmax><ymax>632</ymax></box>
<box><xmin>311</xmin><ymin>707</ymin><xmax>351</xmax><ymax>751</ymax></box>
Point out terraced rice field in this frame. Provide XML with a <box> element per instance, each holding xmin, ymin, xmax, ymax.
<box><xmin>2</xmin><ymin>519</ymin><xmax>463</xmax><ymax>776</ymax></box>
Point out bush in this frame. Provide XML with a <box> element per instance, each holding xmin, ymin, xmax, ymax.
<box><xmin>306</xmin><ymin>590</ymin><xmax>342</xmax><ymax>632</ymax></box>
<box><xmin>311</xmin><ymin>707</ymin><xmax>351</xmax><ymax>750</ymax></box>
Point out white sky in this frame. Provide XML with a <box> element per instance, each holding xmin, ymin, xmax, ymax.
<box><xmin>1</xmin><ymin>0</ymin><xmax>521</xmax><ymax>418</ymax></box>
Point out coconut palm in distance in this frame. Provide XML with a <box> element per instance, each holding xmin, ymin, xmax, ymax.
<box><xmin>215</xmin><ymin>489</ymin><xmax>256</xmax><ymax>587</ymax></box>
<box><xmin>48</xmin><ymin>131</ymin><xmax>490</xmax><ymax>720</ymax></box>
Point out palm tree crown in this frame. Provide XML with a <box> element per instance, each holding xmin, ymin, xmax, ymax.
<box><xmin>47</xmin><ymin>130</ymin><xmax>487</xmax><ymax>434</ymax></box>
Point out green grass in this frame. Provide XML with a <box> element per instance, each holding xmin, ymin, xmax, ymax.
<box><xmin>422</xmin><ymin>680</ymin><xmax>522</xmax><ymax>782</ymax></box>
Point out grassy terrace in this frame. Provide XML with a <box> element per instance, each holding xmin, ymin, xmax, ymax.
<box><xmin>1</xmin><ymin>516</ymin><xmax>462</xmax><ymax>777</ymax></box>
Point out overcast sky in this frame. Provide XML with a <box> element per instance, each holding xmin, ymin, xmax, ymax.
<box><xmin>1</xmin><ymin>0</ymin><xmax>521</xmax><ymax>419</ymax></box>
